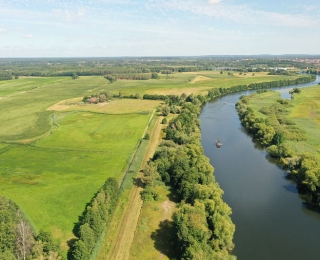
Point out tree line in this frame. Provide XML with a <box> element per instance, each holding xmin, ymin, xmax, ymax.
<box><xmin>70</xmin><ymin>178</ymin><xmax>119</xmax><ymax>260</ymax></box>
<box><xmin>2</xmin><ymin>56</ymin><xmax>318</xmax><ymax>80</ymax></box>
<box><xmin>208</xmin><ymin>75</ymin><xmax>316</xmax><ymax>99</ymax></box>
<box><xmin>141</xmin><ymin>97</ymin><xmax>236</xmax><ymax>259</ymax></box>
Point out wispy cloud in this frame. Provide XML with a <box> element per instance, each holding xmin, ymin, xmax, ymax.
<box><xmin>52</xmin><ymin>9</ymin><xmax>86</xmax><ymax>22</ymax></box>
<box><xmin>0</xmin><ymin>28</ymin><xmax>6</xmax><ymax>33</ymax></box>
<box><xmin>148</xmin><ymin>0</ymin><xmax>319</xmax><ymax>28</ymax></box>
<box><xmin>208</xmin><ymin>0</ymin><xmax>221</xmax><ymax>4</ymax></box>
<box><xmin>23</xmin><ymin>34</ymin><xmax>33</xmax><ymax>38</ymax></box>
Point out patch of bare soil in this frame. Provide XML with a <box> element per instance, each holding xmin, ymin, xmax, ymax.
<box><xmin>161</xmin><ymin>200</ymin><xmax>175</xmax><ymax>220</ymax></box>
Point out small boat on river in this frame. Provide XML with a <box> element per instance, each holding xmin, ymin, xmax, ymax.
<box><xmin>216</xmin><ymin>140</ymin><xmax>222</xmax><ymax>148</ymax></box>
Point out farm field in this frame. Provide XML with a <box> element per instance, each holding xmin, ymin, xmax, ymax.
<box><xmin>0</xmin><ymin>77</ymin><xmax>69</xmax><ymax>96</ymax></box>
<box><xmin>48</xmin><ymin>98</ymin><xmax>161</xmax><ymax>114</ymax></box>
<box><xmin>96</xmin><ymin>71</ymin><xmax>300</xmax><ymax>97</ymax></box>
<box><xmin>0</xmin><ymin>76</ymin><xmax>157</xmax><ymax>251</ymax></box>
<box><xmin>0</xmin><ymin>111</ymin><xmax>152</xmax><ymax>249</ymax></box>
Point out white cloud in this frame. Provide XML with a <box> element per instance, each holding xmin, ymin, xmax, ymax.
<box><xmin>52</xmin><ymin>9</ymin><xmax>86</xmax><ymax>22</ymax></box>
<box><xmin>208</xmin><ymin>0</ymin><xmax>221</xmax><ymax>4</ymax></box>
<box><xmin>23</xmin><ymin>34</ymin><xmax>33</xmax><ymax>38</ymax></box>
<box><xmin>0</xmin><ymin>28</ymin><xmax>6</xmax><ymax>33</ymax></box>
<box><xmin>149</xmin><ymin>0</ymin><xmax>319</xmax><ymax>28</ymax></box>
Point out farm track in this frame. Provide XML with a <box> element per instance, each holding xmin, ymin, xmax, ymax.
<box><xmin>106</xmin><ymin>115</ymin><xmax>163</xmax><ymax>260</ymax></box>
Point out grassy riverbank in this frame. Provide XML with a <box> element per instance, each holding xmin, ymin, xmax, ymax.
<box><xmin>236</xmin><ymin>84</ymin><xmax>320</xmax><ymax>208</ymax></box>
<box><xmin>241</xmin><ymin>86</ymin><xmax>320</xmax><ymax>159</ymax></box>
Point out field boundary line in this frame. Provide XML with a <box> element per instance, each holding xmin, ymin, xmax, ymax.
<box><xmin>106</xmin><ymin>114</ymin><xmax>163</xmax><ymax>260</ymax></box>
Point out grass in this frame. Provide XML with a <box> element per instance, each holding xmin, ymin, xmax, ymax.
<box><xmin>244</xmin><ymin>85</ymin><xmax>320</xmax><ymax>159</ymax></box>
<box><xmin>288</xmin><ymin>85</ymin><xmax>320</xmax><ymax>157</ymax></box>
<box><xmin>248</xmin><ymin>90</ymin><xmax>282</xmax><ymax>119</ymax></box>
<box><xmin>0</xmin><ymin>111</ymin><xmax>151</xmax><ymax>251</ymax></box>
<box><xmin>0</xmin><ymin>77</ymin><xmax>69</xmax><ymax>96</ymax></box>
<box><xmin>129</xmin><ymin>184</ymin><xmax>178</xmax><ymax>260</ymax></box>
<box><xmin>0</xmin><ymin>76</ymin><xmax>109</xmax><ymax>141</ymax></box>
<box><xmin>94</xmin><ymin>71</ymin><xmax>300</xmax><ymax>97</ymax></box>
<box><xmin>48</xmin><ymin>98</ymin><xmax>161</xmax><ymax>114</ymax></box>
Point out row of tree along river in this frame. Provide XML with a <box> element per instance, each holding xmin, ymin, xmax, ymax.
<box><xmin>199</xmin><ymin>75</ymin><xmax>320</xmax><ymax>260</ymax></box>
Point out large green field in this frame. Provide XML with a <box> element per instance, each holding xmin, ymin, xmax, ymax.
<box><xmin>0</xmin><ymin>111</ymin><xmax>151</xmax><ymax>247</ymax></box>
<box><xmin>0</xmin><ymin>76</ymin><xmax>155</xmax><ymax>250</ymax></box>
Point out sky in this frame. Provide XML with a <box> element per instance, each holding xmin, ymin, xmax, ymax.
<box><xmin>0</xmin><ymin>0</ymin><xmax>319</xmax><ymax>57</ymax></box>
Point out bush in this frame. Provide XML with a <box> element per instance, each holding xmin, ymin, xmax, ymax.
<box><xmin>140</xmin><ymin>187</ymin><xmax>159</xmax><ymax>201</ymax></box>
<box><xmin>162</xmin><ymin>118</ymin><xmax>167</xmax><ymax>124</ymax></box>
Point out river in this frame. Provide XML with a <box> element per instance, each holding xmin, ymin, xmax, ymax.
<box><xmin>199</xmin><ymin>76</ymin><xmax>320</xmax><ymax>260</ymax></box>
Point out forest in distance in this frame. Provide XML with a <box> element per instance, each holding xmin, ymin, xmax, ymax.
<box><xmin>0</xmin><ymin>55</ymin><xmax>319</xmax><ymax>260</ymax></box>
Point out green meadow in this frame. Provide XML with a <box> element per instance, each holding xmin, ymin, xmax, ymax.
<box><xmin>0</xmin><ymin>111</ymin><xmax>152</xmax><ymax>246</ymax></box>
<box><xmin>246</xmin><ymin>86</ymin><xmax>320</xmax><ymax>159</ymax></box>
<box><xmin>98</xmin><ymin>71</ymin><xmax>299</xmax><ymax>96</ymax></box>
<box><xmin>288</xmin><ymin>86</ymin><xmax>320</xmax><ymax>156</ymax></box>
<box><xmin>0</xmin><ymin>76</ymin><xmax>154</xmax><ymax>249</ymax></box>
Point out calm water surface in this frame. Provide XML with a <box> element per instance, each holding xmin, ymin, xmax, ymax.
<box><xmin>199</xmin><ymin>77</ymin><xmax>320</xmax><ymax>260</ymax></box>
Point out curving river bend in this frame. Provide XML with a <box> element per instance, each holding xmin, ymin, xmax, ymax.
<box><xmin>199</xmin><ymin>76</ymin><xmax>320</xmax><ymax>260</ymax></box>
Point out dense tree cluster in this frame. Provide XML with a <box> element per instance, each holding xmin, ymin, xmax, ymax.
<box><xmin>70</xmin><ymin>178</ymin><xmax>119</xmax><ymax>260</ymax></box>
<box><xmin>0</xmin><ymin>71</ymin><xmax>13</xmax><ymax>81</ymax></box>
<box><xmin>1</xmin><ymin>56</ymin><xmax>318</xmax><ymax>80</ymax></box>
<box><xmin>104</xmin><ymin>75</ymin><xmax>117</xmax><ymax>83</ymax></box>
<box><xmin>0</xmin><ymin>197</ymin><xmax>62</xmax><ymax>260</ymax></box>
<box><xmin>142</xmin><ymin>101</ymin><xmax>235</xmax><ymax>259</ymax></box>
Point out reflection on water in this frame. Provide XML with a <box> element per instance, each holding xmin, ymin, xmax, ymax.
<box><xmin>200</xmin><ymin>76</ymin><xmax>320</xmax><ymax>260</ymax></box>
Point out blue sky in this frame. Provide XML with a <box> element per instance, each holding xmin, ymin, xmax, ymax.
<box><xmin>0</xmin><ymin>0</ymin><xmax>319</xmax><ymax>57</ymax></box>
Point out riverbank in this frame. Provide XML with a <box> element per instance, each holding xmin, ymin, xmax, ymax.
<box><xmin>198</xmin><ymin>76</ymin><xmax>320</xmax><ymax>260</ymax></box>
<box><xmin>236</xmin><ymin>85</ymin><xmax>320</xmax><ymax>207</ymax></box>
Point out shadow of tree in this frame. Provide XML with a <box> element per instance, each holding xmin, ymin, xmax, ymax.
<box><xmin>151</xmin><ymin>219</ymin><xmax>179</xmax><ymax>259</ymax></box>
<box><xmin>165</xmin><ymin>185</ymin><xmax>180</xmax><ymax>203</ymax></box>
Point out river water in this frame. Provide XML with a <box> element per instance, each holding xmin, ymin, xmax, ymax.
<box><xmin>199</xmin><ymin>76</ymin><xmax>320</xmax><ymax>260</ymax></box>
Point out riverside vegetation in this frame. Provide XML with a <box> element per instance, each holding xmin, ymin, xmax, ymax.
<box><xmin>0</xmin><ymin>56</ymin><xmax>318</xmax><ymax>259</ymax></box>
<box><xmin>236</xmin><ymin>83</ymin><xmax>320</xmax><ymax>209</ymax></box>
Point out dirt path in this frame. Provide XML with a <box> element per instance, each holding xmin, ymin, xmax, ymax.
<box><xmin>106</xmin><ymin>115</ymin><xmax>163</xmax><ymax>260</ymax></box>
